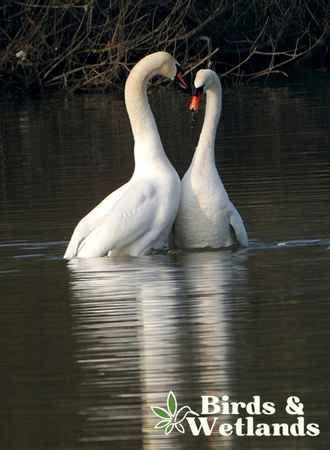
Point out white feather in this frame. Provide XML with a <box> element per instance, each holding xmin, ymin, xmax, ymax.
<box><xmin>64</xmin><ymin>52</ymin><xmax>181</xmax><ymax>259</ymax></box>
<box><xmin>175</xmin><ymin>69</ymin><xmax>248</xmax><ymax>249</ymax></box>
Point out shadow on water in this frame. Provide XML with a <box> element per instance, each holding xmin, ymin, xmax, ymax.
<box><xmin>0</xmin><ymin>74</ymin><xmax>330</xmax><ymax>449</ymax></box>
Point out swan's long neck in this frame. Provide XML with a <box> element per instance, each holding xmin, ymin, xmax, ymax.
<box><xmin>192</xmin><ymin>78</ymin><xmax>222</xmax><ymax>167</ymax></box>
<box><xmin>125</xmin><ymin>59</ymin><xmax>165</xmax><ymax>164</ymax></box>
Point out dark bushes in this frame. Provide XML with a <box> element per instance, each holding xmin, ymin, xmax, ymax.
<box><xmin>0</xmin><ymin>0</ymin><xmax>329</xmax><ymax>95</ymax></box>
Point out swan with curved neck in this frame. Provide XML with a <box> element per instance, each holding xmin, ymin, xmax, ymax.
<box><xmin>174</xmin><ymin>69</ymin><xmax>248</xmax><ymax>249</ymax></box>
<box><xmin>64</xmin><ymin>52</ymin><xmax>185</xmax><ymax>259</ymax></box>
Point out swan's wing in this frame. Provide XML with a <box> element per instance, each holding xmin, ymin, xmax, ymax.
<box><xmin>228</xmin><ymin>202</ymin><xmax>248</xmax><ymax>247</ymax></box>
<box><xmin>64</xmin><ymin>182</ymin><xmax>129</xmax><ymax>259</ymax></box>
<box><xmin>75</xmin><ymin>180</ymin><xmax>158</xmax><ymax>258</ymax></box>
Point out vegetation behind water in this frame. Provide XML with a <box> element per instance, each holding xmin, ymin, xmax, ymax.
<box><xmin>0</xmin><ymin>0</ymin><xmax>329</xmax><ymax>96</ymax></box>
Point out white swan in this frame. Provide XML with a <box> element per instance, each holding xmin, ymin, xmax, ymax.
<box><xmin>64</xmin><ymin>52</ymin><xmax>186</xmax><ymax>259</ymax></box>
<box><xmin>174</xmin><ymin>69</ymin><xmax>248</xmax><ymax>249</ymax></box>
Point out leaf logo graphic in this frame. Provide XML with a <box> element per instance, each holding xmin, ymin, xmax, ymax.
<box><xmin>151</xmin><ymin>391</ymin><xmax>199</xmax><ymax>435</ymax></box>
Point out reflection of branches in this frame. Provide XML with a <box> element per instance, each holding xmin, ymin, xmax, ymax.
<box><xmin>0</xmin><ymin>0</ymin><xmax>329</xmax><ymax>93</ymax></box>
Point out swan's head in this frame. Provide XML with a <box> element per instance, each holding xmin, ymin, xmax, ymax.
<box><xmin>189</xmin><ymin>69</ymin><xmax>221</xmax><ymax>112</ymax></box>
<box><xmin>159</xmin><ymin>52</ymin><xmax>188</xmax><ymax>89</ymax></box>
<box><xmin>140</xmin><ymin>51</ymin><xmax>188</xmax><ymax>89</ymax></box>
<box><xmin>194</xmin><ymin>69</ymin><xmax>219</xmax><ymax>91</ymax></box>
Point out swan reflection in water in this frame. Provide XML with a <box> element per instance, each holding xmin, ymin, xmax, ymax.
<box><xmin>67</xmin><ymin>250</ymin><xmax>247</xmax><ymax>450</ymax></box>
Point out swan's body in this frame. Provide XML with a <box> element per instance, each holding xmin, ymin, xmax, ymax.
<box><xmin>64</xmin><ymin>52</ymin><xmax>181</xmax><ymax>259</ymax></box>
<box><xmin>174</xmin><ymin>69</ymin><xmax>248</xmax><ymax>249</ymax></box>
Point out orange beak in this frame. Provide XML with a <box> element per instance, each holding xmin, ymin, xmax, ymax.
<box><xmin>189</xmin><ymin>93</ymin><xmax>202</xmax><ymax>112</ymax></box>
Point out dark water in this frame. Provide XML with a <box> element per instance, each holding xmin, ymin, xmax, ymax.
<box><xmin>1</xmin><ymin>73</ymin><xmax>330</xmax><ymax>450</ymax></box>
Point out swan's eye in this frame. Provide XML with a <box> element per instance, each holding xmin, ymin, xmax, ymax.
<box><xmin>193</xmin><ymin>86</ymin><xmax>204</xmax><ymax>95</ymax></box>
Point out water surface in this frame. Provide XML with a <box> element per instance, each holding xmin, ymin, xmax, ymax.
<box><xmin>0</xmin><ymin>74</ymin><xmax>330</xmax><ymax>449</ymax></box>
